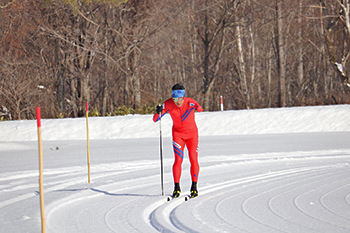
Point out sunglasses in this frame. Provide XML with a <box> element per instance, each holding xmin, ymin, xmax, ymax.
<box><xmin>173</xmin><ymin>97</ymin><xmax>184</xmax><ymax>102</ymax></box>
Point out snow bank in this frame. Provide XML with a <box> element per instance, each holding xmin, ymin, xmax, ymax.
<box><xmin>1</xmin><ymin>105</ymin><xmax>349</xmax><ymax>141</ymax></box>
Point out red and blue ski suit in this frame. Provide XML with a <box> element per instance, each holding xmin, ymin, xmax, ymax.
<box><xmin>153</xmin><ymin>98</ymin><xmax>204</xmax><ymax>183</ymax></box>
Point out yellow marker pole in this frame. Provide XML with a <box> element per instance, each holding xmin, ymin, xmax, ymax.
<box><xmin>36</xmin><ymin>107</ymin><xmax>46</xmax><ymax>233</ymax></box>
<box><xmin>86</xmin><ymin>102</ymin><xmax>91</xmax><ymax>183</ymax></box>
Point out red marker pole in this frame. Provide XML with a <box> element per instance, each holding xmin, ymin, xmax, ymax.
<box><xmin>36</xmin><ymin>107</ymin><xmax>46</xmax><ymax>233</ymax></box>
<box><xmin>220</xmin><ymin>95</ymin><xmax>224</xmax><ymax>111</ymax></box>
<box><xmin>86</xmin><ymin>102</ymin><xmax>91</xmax><ymax>183</ymax></box>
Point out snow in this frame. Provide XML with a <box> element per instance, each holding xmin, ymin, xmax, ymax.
<box><xmin>335</xmin><ymin>62</ymin><xmax>346</xmax><ymax>77</ymax></box>
<box><xmin>1</xmin><ymin>104</ymin><xmax>350</xmax><ymax>232</ymax></box>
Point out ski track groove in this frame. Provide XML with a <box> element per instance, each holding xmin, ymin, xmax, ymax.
<box><xmin>319</xmin><ymin>182</ymin><xmax>350</xmax><ymax>221</ymax></box>
<box><xmin>2</xmin><ymin>151</ymin><xmax>350</xmax><ymax>232</ymax></box>
<box><xmin>46</xmin><ymin>173</ymin><xmax>162</xmax><ymax>232</ymax></box>
<box><xmin>175</xmin><ymin>163</ymin><xmax>350</xmax><ymax>233</ymax></box>
<box><xmin>156</xmin><ymin>165</ymin><xmax>331</xmax><ymax>232</ymax></box>
<box><xmin>293</xmin><ymin>174</ymin><xmax>350</xmax><ymax>232</ymax></box>
<box><xmin>211</xmin><ymin>165</ymin><xmax>330</xmax><ymax>233</ymax></box>
<box><xmin>105</xmin><ymin>196</ymin><xmax>146</xmax><ymax>233</ymax></box>
<box><xmin>244</xmin><ymin>166</ymin><xmax>342</xmax><ymax>233</ymax></box>
<box><xmin>346</xmin><ymin>193</ymin><xmax>350</xmax><ymax>205</ymax></box>
<box><xmin>266</xmin><ymin>168</ymin><xmax>340</xmax><ymax>233</ymax></box>
<box><xmin>0</xmin><ymin>162</ymin><xmax>159</xmax><ymax>209</ymax></box>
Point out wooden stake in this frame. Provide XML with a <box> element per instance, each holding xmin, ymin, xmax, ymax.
<box><xmin>36</xmin><ymin>107</ymin><xmax>46</xmax><ymax>233</ymax></box>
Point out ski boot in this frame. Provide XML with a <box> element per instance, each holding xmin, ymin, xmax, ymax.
<box><xmin>190</xmin><ymin>182</ymin><xmax>198</xmax><ymax>198</ymax></box>
<box><xmin>172</xmin><ymin>183</ymin><xmax>181</xmax><ymax>198</ymax></box>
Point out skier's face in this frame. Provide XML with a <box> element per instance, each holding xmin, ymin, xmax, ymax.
<box><xmin>173</xmin><ymin>97</ymin><xmax>184</xmax><ymax>107</ymax></box>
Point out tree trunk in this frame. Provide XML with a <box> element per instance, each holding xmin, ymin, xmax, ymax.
<box><xmin>102</xmin><ymin>7</ymin><xmax>110</xmax><ymax>116</ymax></box>
<box><xmin>319</xmin><ymin>3</ymin><xmax>328</xmax><ymax>102</ymax></box>
<box><xmin>133</xmin><ymin>59</ymin><xmax>141</xmax><ymax>108</ymax></box>
<box><xmin>248</xmin><ymin>0</ymin><xmax>256</xmax><ymax>108</ymax></box>
<box><xmin>298</xmin><ymin>1</ymin><xmax>304</xmax><ymax>105</ymax></box>
<box><xmin>203</xmin><ymin>0</ymin><xmax>210</xmax><ymax>111</ymax></box>
<box><xmin>188</xmin><ymin>1</ymin><xmax>200</xmax><ymax>93</ymax></box>
<box><xmin>277</xmin><ymin>0</ymin><xmax>286</xmax><ymax>107</ymax></box>
<box><xmin>70</xmin><ymin>77</ymin><xmax>78</xmax><ymax>117</ymax></box>
<box><xmin>339</xmin><ymin>0</ymin><xmax>350</xmax><ymax>36</ymax></box>
<box><xmin>80</xmin><ymin>75</ymin><xmax>90</xmax><ymax>115</ymax></box>
<box><xmin>55</xmin><ymin>38</ymin><xmax>65</xmax><ymax>113</ymax></box>
<box><xmin>102</xmin><ymin>61</ymin><xmax>109</xmax><ymax>116</ymax></box>
<box><xmin>267</xmin><ymin>47</ymin><xmax>273</xmax><ymax>108</ymax></box>
<box><xmin>126</xmin><ymin>44</ymin><xmax>141</xmax><ymax>108</ymax></box>
<box><xmin>236</xmin><ymin>24</ymin><xmax>250</xmax><ymax>109</ymax></box>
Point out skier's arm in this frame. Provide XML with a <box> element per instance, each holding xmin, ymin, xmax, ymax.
<box><xmin>194</xmin><ymin>101</ymin><xmax>204</xmax><ymax>112</ymax></box>
<box><xmin>196</xmin><ymin>104</ymin><xmax>204</xmax><ymax>112</ymax></box>
<box><xmin>153</xmin><ymin>103</ymin><xmax>166</xmax><ymax>122</ymax></box>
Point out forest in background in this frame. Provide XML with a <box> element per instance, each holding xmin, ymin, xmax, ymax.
<box><xmin>1</xmin><ymin>0</ymin><xmax>350</xmax><ymax>120</ymax></box>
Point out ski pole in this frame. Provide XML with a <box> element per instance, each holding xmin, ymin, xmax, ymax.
<box><xmin>158</xmin><ymin>106</ymin><xmax>164</xmax><ymax>196</ymax></box>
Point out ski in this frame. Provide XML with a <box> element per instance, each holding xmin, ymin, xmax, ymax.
<box><xmin>185</xmin><ymin>190</ymin><xmax>198</xmax><ymax>201</ymax></box>
<box><xmin>167</xmin><ymin>194</ymin><xmax>197</xmax><ymax>201</ymax></box>
<box><xmin>185</xmin><ymin>195</ymin><xmax>196</xmax><ymax>201</ymax></box>
<box><xmin>167</xmin><ymin>195</ymin><xmax>179</xmax><ymax>201</ymax></box>
<box><xmin>185</xmin><ymin>192</ymin><xmax>199</xmax><ymax>201</ymax></box>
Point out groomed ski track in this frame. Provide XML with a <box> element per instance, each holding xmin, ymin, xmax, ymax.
<box><xmin>1</xmin><ymin>133</ymin><xmax>350</xmax><ymax>232</ymax></box>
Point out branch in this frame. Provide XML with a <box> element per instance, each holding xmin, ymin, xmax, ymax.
<box><xmin>335</xmin><ymin>0</ymin><xmax>345</xmax><ymax>10</ymax></box>
<box><xmin>303</xmin><ymin>15</ymin><xmax>338</xmax><ymax>20</ymax></box>
<box><xmin>69</xmin><ymin>3</ymin><xmax>99</xmax><ymax>26</ymax></box>
<box><xmin>0</xmin><ymin>0</ymin><xmax>15</xmax><ymax>9</ymax></box>
<box><xmin>38</xmin><ymin>25</ymin><xmax>128</xmax><ymax>76</ymax></box>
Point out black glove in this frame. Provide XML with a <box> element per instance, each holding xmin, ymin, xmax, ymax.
<box><xmin>156</xmin><ymin>105</ymin><xmax>163</xmax><ymax>114</ymax></box>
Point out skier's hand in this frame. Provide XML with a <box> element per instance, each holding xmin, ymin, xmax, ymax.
<box><xmin>156</xmin><ymin>105</ymin><xmax>163</xmax><ymax>114</ymax></box>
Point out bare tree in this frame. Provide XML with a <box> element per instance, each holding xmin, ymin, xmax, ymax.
<box><xmin>1</xmin><ymin>0</ymin><xmax>350</xmax><ymax>120</ymax></box>
<box><xmin>188</xmin><ymin>0</ymin><xmax>237</xmax><ymax>110</ymax></box>
<box><xmin>0</xmin><ymin>0</ymin><xmax>45</xmax><ymax>119</ymax></box>
<box><xmin>277</xmin><ymin>0</ymin><xmax>286</xmax><ymax>107</ymax></box>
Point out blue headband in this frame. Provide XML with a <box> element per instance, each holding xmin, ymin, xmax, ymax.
<box><xmin>172</xmin><ymin>89</ymin><xmax>185</xmax><ymax>98</ymax></box>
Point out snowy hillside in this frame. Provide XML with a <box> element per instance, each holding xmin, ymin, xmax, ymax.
<box><xmin>2</xmin><ymin>104</ymin><xmax>350</xmax><ymax>141</ymax></box>
<box><xmin>1</xmin><ymin>105</ymin><xmax>350</xmax><ymax>232</ymax></box>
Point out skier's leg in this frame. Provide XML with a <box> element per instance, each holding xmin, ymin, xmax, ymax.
<box><xmin>172</xmin><ymin>133</ymin><xmax>185</xmax><ymax>184</ymax></box>
<box><xmin>186</xmin><ymin>135</ymin><xmax>199</xmax><ymax>198</ymax></box>
<box><xmin>187</xmin><ymin>135</ymin><xmax>199</xmax><ymax>182</ymax></box>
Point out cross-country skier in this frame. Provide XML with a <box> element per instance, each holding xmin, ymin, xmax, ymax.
<box><xmin>153</xmin><ymin>84</ymin><xmax>204</xmax><ymax>198</ymax></box>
